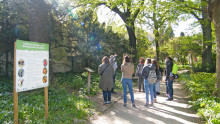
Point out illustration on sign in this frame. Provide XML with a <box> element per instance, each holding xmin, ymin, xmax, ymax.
<box><xmin>15</xmin><ymin>40</ymin><xmax>49</xmax><ymax>92</ymax></box>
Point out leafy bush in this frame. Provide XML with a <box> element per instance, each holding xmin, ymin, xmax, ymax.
<box><xmin>0</xmin><ymin>78</ymin><xmax>13</xmax><ymax>93</ymax></box>
<box><xmin>178</xmin><ymin>65</ymin><xmax>190</xmax><ymax>70</ymax></box>
<box><xmin>55</xmin><ymin>72</ymin><xmax>87</xmax><ymax>90</ymax></box>
<box><xmin>190</xmin><ymin>97</ymin><xmax>220</xmax><ymax>124</ymax></box>
<box><xmin>0</xmin><ymin>88</ymin><xmax>95</xmax><ymax>123</ymax></box>
<box><xmin>179</xmin><ymin>73</ymin><xmax>216</xmax><ymax>100</ymax></box>
<box><xmin>179</xmin><ymin>73</ymin><xmax>219</xmax><ymax>124</ymax></box>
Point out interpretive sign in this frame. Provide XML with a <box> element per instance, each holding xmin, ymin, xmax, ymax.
<box><xmin>15</xmin><ymin>40</ymin><xmax>49</xmax><ymax>92</ymax></box>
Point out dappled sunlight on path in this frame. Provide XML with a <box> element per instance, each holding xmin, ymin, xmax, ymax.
<box><xmin>88</xmin><ymin>79</ymin><xmax>202</xmax><ymax>124</ymax></box>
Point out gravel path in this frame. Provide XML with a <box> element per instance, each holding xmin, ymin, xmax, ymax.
<box><xmin>88</xmin><ymin>76</ymin><xmax>203</xmax><ymax>124</ymax></box>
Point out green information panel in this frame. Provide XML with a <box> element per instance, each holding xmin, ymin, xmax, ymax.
<box><xmin>15</xmin><ymin>40</ymin><xmax>49</xmax><ymax>92</ymax></box>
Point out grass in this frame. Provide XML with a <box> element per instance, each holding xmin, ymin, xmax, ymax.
<box><xmin>0</xmin><ymin>71</ymin><xmax>124</xmax><ymax>123</ymax></box>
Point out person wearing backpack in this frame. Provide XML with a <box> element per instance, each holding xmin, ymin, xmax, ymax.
<box><xmin>172</xmin><ymin>63</ymin><xmax>178</xmax><ymax>79</ymax></box>
<box><xmin>165</xmin><ymin>57</ymin><xmax>174</xmax><ymax>101</ymax></box>
<box><xmin>121</xmin><ymin>55</ymin><xmax>136</xmax><ymax>107</ymax></box>
<box><xmin>142</xmin><ymin>58</ymin><xmax>156</xmax><ymax>107</ymax></box>
<box><xmin>152</xmin><ymin>59</ymin><xmax>161</xmax><ymax>103</ymax></box>
<box><xmin>98</xmin><ymin>56</ymin><xmax>115</xmax><ymax>104</ymax></box>
<box><xmin>135</xmin><ymin>57</ymin><xmax>145</xmax><ymax>92</ymax></box>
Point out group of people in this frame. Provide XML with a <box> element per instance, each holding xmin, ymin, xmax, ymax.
<box><xmin>98</xmin><ymin>54</ymin><xmax>177</xmax><ymax>107</ymax></box>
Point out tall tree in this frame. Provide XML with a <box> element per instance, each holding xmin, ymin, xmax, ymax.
<box><xmin>75</xmin><ymin>0</ymin><xmax>145</xmax><ymax>62</ymax></box>
<box><xmin>208</xmin><ymin>0</ymin><xmax>220</xmax><ymax>98</ymax></box>
<box><xmin>176</xmin><ymin>0</ymin><xmax>213</xmax><ymax>69</ymax></box>
<box><xmin>29</xmin><ymin>0</ymin><xmax>49</xmax><ymax>43</ymax></box>
<box><xmin>140</xmin><ymin>0</ymin><xmax>179</xmax><ymax>61</ymax></box>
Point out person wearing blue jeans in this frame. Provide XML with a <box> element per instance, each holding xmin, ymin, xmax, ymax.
<box><xmin>121</xmin><ymin>78</ymin><xmax>135</xmax><ymax>106</ymax></box>
<box><xmin>144</xmin><ymin>79</ymin><xmax>154</xmax><ymax>106</ymax></box>
<box><xmin>167</xmin><ymin>78</ymin><xmax>174</xmax><ymax>99</ymax></box>
<box><xmin>121</xmin><ymin>55</ymin><xmax>135</xmax><ymax>107</ymax></box>
<box><xmin>142</xmin><ymin>58</ymin><xmax>155</xmax><ymax>107</ymax></box>
<box><xmin>103</xmin><ymin>90</ymin><xmax>111</xmax><ymax>103</ymax></box>
<box><xmin>98</xmin><ymin>56</ymin><xmax>114</xmax><ymax>104</ymax></box>
<box><xmin>165</xmin><ymin>57</ymin><xmax>174</xmax><ymax>101</ymax></box>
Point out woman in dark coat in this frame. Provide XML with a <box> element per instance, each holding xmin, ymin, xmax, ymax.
<box><xmin>98</xmin><ymin>56</ymin><xmax>114</xmax><ymax>104</ymax></box>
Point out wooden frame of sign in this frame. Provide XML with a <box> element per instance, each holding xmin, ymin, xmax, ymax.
<box><xmin>85</xmin><ymin>67</ymin><xmax>94</xmax><ymax>93</ymax></box>
<box><xmin>13</xmin><ymin>42</ymin><xmax>48</xmax><ymax>124</ymax></box>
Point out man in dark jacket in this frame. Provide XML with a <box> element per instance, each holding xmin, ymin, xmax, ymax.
<box><xmin>165</xmin><ymin>57</ymin><xmax>174</xmax><ymax>101</ymax></box>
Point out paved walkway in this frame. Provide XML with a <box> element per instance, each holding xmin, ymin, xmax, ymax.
<box><xmin>88</xmin><ymin>78</ymin><xmax>202</xmax><ymax>124</ymax></box>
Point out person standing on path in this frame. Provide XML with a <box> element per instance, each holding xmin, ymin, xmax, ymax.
<box><xmin>121</xmin><ymin>55</ymin><xmax>136</xmax><ymax>107</ymax></box>
<box><xmin>165</xmin><ymin>57</ymin><xmax>174</xmax><ymax>101</ymax></box>
<box><xmin>142</xmin><ymin>58</ymin><xmax>155</xmax><ymax>107</ymax></box>
<box><xmin>98</xmin><ymin>56</ymin><xmax>115</xmax><ymax>104</ymax></box>
<box><xmin>110</xmin><ymin>54</ymin><xmax>118</xmax><ymax>93</ymax></box>
<box><xmin>156</xmin><ymin>66</ymin><xmax>163</xmax><ymax>95</ymax></box>
<box><xmin>135</xmin><ymin>57</ymin><xmax>145</xmax><ymax>92</ymax></box>
<box><xmin>152</xmin><ymin>59</ymin><xmax>161</xmax><ymax>103</ymax></box>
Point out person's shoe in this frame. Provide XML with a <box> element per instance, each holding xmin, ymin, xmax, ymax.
<box><xmin>107</xmin><ymin>101</ymin><xmax>111</xmax><ymax>104</ymax></box>
<box><xmin>167</xmin><ymin>98</ymin><xmax>173</xmax><ymax>101</ymax></box>
<box><xmin>138</xmin><ymin>90</ymin><xmax>141</xmax><ymax>92</ymax></box>
<box><xmin>104</xmin><ymin>101</ymin><xmax>108</xmax><ymax>105</ymax></box>
<box><xmin>124</xmin><ymin>104</ymin><xmax>127</xmax><ymax>107</ymax></box>
<box><xmin>164</xmin><ymin>93</ymin><xmax>169</xmax><ymax>97</ymax></box>
<box><xmin>154</xmin><ymin>98</ymin><xmax>157</xmax><ymax>103</ymax></box>
<box><xmin>149</xmin><ymin>103</ymin><xmax>153</xmax><ymax>106</ymax></box>
<box><xmin>144</xmin><ymin>104</ymin><xmax>149</xmax><ymax>108</ymax></box>
<box><xmin>156</xmin><ymin>92</ymin><xmax>160</xmax><ymax>95</ymax></box>
<box><xmin>132</xmin><ymin>104</ymin><xmax>136</xmax><ymax>108</ymax></box>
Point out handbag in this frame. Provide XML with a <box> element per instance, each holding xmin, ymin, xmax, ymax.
<box><xmin>100</xmin><ymin>65</ymin><xmax>109</xmax><ymax>76</ymax></box>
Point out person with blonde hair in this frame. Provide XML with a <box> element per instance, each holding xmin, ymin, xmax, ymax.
<box><xmin>121</xmin><ymin>55</ymin><xmax>135</xmax><ymax>107</ymax></box>
<box><xmin>142</xmin><ymin>58</ymin><xmax>155</xmax><ymax>107</ymax></box>
<box><xmin>98</xmin><ymin>56</ymin><xmax>114</xmax><ymax>104</ymax></box>
<box><xmin>152</xmin><ymin>59</ymin><xmax>162</xmax><ymax>103</ymax></box>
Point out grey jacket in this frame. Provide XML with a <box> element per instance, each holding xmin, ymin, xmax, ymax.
<box><xmin>98</xmin><ymin>64</ymin><xmax>114</xmax><ymax>91</ymax></box>
<box><xmin>142</xmin><ymin>64</ymin><xmax>155</xmax><ymax>79</ymax></box>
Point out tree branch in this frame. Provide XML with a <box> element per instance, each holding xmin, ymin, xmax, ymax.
<box><xmin>190</xmin><ymin>11</ymin><xmax>202</xmax><ymax>22</ymax></box>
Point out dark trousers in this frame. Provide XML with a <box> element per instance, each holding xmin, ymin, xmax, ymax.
<box><xmin>112</xmin><ymin>72</ymin><xmax>117</xmax><ymax>92</ymax></box>
<box><xmin>166</xmin><ymin>81</ymin><xmax>168</xmax><ymax>94</ymax></box>
<box><xmin>138</xmin><ymin>76</ymin><xmax>144</xmax><ymax>91</ymax></box>
<box><xmin>103</xmin><ymin>90</ymin><xmax>111</xmax><ymax>102</ymax></box>
<box><xmin>167</xmin><ymin>79</ymin><xmax>174</xmax><ymax>98</ymax></box>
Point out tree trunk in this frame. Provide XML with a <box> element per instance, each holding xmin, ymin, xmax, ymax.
<box><xmin>28</xmin><ymin>0</ymin><xmax>53</xmax><ymax>85</ymax></box>
<box><xmin>209</xmin><ymin>0</ymin><xmax>220</xmax><ymax>98</ymax></box>
<box><xmin>155</xmin><ymin>29</ymin><xmax>160</xmax><ymax>61</ymax></box>
<box><xmin>201</xmin><ymin>7</ymin><xmax>212</xmax><ymax>69</ymax></box>
<box><xmin>126</xmin><ymin>23</ymin><xmax>137</xmax><ymax>62</ymax></box>
<box><xmin>29</xmin><ymin>0</ymin><xmax>49</xmax><ymax>43</ymax></box>
<box><xmin>5</xmin><ymin>50</ymin><xmax>9</xmax><ymax>77</ymax></box>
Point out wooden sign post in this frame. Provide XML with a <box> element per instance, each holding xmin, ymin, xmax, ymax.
<box><xmin>13</xmin><ymin>40</ymin><xmax>50</xmax><ymax>123</ymax></box>
<box><xmin>85</xmin><ymin>67</ymin><xmax>94</xmax><ymax>93</ymax></box>
<box><xmin>44</xmin><ymin>87</ymin><xmax>48</xmax><ymax>119</ymax></box>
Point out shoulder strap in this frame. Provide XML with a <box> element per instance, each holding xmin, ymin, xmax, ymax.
<box><xmin>100</xmin><ymin>64</ymin><xmax>109</xmax><ymax>76</ymax></box>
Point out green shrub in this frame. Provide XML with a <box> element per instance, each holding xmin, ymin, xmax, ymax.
<box><xmin>179</xmin><ymin>72</ymin><xmax>219</xmax><ymax>124</ymax></box>
<box><xmin>55</xmin><ymin>72</ymin><xmax>87</xmax><ymax>90</ymax></box>
<box><xmin>0</xmin><ymin>88</ymin><xmax>95</xmax><ymax>123</ymax></box>
<box><xmin>179</xmin><ymin>73</ymin><xmax>216</xmax><ymax>100</ymax></box>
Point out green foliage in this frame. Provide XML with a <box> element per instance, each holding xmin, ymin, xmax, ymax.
<box><xmin>180</xmin><ymin>73</ymin><xmax>216</xmax><ymax>100</ymax></box>
<box><xmin>55</xmin><ymin>72</ymin><xmax>87</xmax><ymax>90</ymax></box>
<box><xmin>0</xmin><ymin>88</ymin><xmax>95</xmax><ymax>123</ymax></box>
<box><xmin>179</xmin><ymin>73</ymin><xmax>219</xmax><ymax>124</ymax></box>
<box><xmin>178</xmin><ymin>65</ymin><xmax>190</xmax><ymax>70</ymax></box>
